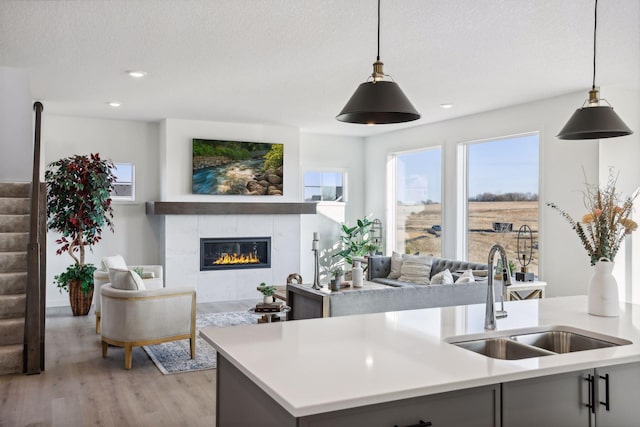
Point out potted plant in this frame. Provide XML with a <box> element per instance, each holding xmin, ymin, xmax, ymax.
<box><xmin>331</xmin><ymin>266</ymin><xmax>345</xmax><ymax>286</ymax></box>
<box><xmin>364</xmin><ymin>243</ymin><xmax>380</xmax><ymax>257</ymax></box>
<box><xmin>46</xmin><ymin>153</ymin><xmax>116</xmax><ymax>316</ymax></box>
<box><xmin>257</xmin><ymin>282</ymin><xmax>277</xmax><ymax>303</ymax></box>
<box><xmin>334</xmin><ymin>216</ymin><xmax>373</xmax><ymax>264</ymax></box>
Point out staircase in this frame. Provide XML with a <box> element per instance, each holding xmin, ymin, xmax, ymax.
<box><xmin>0</xmin><ymin>182</ymin><xmax>30</xmax><ymax>375</ymax></box>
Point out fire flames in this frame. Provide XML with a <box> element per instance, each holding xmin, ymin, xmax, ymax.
<box><xmin>213</xmin><ymin>252</ymin><xmax>260</xmax><ymax>265</ymax></box>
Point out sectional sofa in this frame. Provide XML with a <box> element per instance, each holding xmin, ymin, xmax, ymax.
<box><xmin>287</xmin><ymin>255</ymin><xmax>500</xmax><ymax>320</ymax></box>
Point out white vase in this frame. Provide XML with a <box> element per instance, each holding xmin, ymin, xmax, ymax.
<box><xmin>352</xmin><ymin>261</ymin><xmax>364</xmax><ymax>288</ymax></box>
<box><xmin>588</xmin><ymin>258</ymin><xmax>619</xmax><ymax>317</ymax></box>
<box><xmin>263</xmin><ymin>295</ymin><xmax>274</xmax><ymax>304</ymax></box>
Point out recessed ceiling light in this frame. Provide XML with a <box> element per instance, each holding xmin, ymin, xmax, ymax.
<box><xmin>440</xmin><ymin>103</ymin><xmax>453</xmax><ymax>109</ymax></box>
<box><xmin>107</xmin><ymin>101</ymin><xmax>121</xmax><ymax>108</ymax></box>
<box><xmin>127</xmin><ymin>70</ymin><xmax>147</xmax><ymax>78</ymax></box>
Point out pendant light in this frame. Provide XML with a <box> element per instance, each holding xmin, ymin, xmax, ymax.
<box><xmin>336</xmin><ymin>0</ymin><xmax>420</xmax><ymax>125</ymax></box>
<box><xmin>557</xmin><ymin>0</ymin><xmax>632</xmax><ymax>140</ymax></box>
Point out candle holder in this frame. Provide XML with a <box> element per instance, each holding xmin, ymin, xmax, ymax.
<box><xmin>312</xmin><ymin>233</ymin><xmax>321</xmax><ymax>290</ymax></box>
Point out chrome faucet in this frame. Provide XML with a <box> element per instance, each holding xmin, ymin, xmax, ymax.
<box><xmin>485</xmin><ymin>244</ymin><xmax>512</xmax><ymax>330</ymax></box>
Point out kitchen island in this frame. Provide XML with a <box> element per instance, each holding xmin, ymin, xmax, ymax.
<box><xmin>201</xmin><ymin>296</ymin><xmax>640</xmax><ymax>426</ymax></box>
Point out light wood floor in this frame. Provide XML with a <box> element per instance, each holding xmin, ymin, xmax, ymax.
<box><xmin>0</xmin><ymin>300</ymin><xmax>256</xmax><ymax>427</ymax></box>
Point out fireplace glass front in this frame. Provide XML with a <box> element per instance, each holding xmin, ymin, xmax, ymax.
<box><xmin>200</xmin><ymin>237</ymin><xmax>271</xmax><ymax>271</ymax></box>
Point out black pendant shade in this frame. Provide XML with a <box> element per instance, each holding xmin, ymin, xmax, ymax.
<box><xmin>557</xmin><ymin>105</ymin><xmax>633</xmax><ymax>140</ymax></box>
<box><xmin>557</xmin><ymin>0</ymin><xmax>633</xmax><ymax>140</ymax></box>
<box><xmin>336</xmin><ymin>80</ymin><xmax>420</xmax><ymax>124</ymax></box>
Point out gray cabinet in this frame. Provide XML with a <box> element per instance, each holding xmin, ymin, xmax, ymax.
<box><xmin>502</xmin><ymin>362</ymin><xmax>640</xmax><ymax>427</ymax></box>
<box><xmin>299</xmin><ymin>384</ymin><xmax>500</xmax><ymax>427</ymax></box>
<box><xmin>595</xmin><ymin>362</ymin><xmax>640</xmax><ymax>427</ymax></box>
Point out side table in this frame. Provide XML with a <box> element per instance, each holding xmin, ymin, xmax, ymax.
<box><xmin>505</xmin><ymin>281</ymin><xmax>547</xmax><ymax>301</ymax></box>
<box><xmin>248</xmin><ymin>306</ymin><xmax>291</xmax><ymax>323</ymax></box>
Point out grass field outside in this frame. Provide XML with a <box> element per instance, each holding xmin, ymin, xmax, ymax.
<box><xmin>397</xmin><ymin>201</ymin><xmax>539</xmax><ymax>275</ymax></box>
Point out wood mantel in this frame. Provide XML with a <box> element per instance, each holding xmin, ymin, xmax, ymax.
<box><xmin>145</xmin><ymin>201</ymin><xmax>316</xmax><ymax>215</ymax></box>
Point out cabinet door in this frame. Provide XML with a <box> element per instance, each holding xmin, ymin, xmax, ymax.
<box><xmin>502</xmin><ymin>369</ymin><xmax>593</xmax><ymax>427</ymax></box>
<box><xmin>299</xmin><ymin>384</ymin><xmax>499</xmax><ymax>427</ymax></box>
<box><xmin>595</xmin><ymin>362</ymin><xmax>640</xmax><ymax>427</ymax></box>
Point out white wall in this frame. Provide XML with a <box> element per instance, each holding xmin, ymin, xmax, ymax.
<box><xmin>598</xmin><ymin>87</ymin><xmax>640</xmax><ymax>303</ymax></box>
<box><xmin>299</xmin><ymin>133</ymin><xmax>365</xmax><ymax>283</ymax></box>
<box><xmin>43</xmin><ymin>115</ymin><xmax>161</xmax><ymax>306</ymax></box>
<box><xmin>364</xmin><ymin>91</ymin><xmax>600</xmax><ymax>297</ymax></box>
<box><xmin>160</xmin><ymin>118</ymin><xmax>301</xmax><ymax>201</ymax></box>
<box><xmin>0</xmin><ymin>67</ymin><xmax>32</xmax><ymax>182</ymax></box>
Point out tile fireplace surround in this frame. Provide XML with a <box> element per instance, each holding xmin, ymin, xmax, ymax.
<box><xmin>148</xmin><ymin>202</ymin><xmax>316</xmax><ymax>303</ymax></box>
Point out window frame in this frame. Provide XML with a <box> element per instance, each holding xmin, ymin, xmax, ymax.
<box><xmin>302</xmin><ymin>169</ymin><xmax>347</xmax><ymax>204</ymax></box>
<box><xmin>110</xmin><ymin>162</ymin><xmax>136</xmax><ymax>202</ymax></box>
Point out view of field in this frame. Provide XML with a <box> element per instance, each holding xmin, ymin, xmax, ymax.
<box><xmin>397</xmin><ymin>201</ymin><xmax>539</xmax><ymax>275</ymax></box>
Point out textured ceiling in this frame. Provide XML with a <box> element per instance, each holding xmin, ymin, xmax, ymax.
<box><xmin>1</xmin><ymin>0</ymin><xmax>638</xmax><ymax>137</ymax></box>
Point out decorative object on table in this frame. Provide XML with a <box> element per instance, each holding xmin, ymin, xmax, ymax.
<box><xmin>352</xmin><ymin>260</ymin><xmax>364</xmax><ymax>288</ymax></box>
<box><xmin>257</xmin><ymin>282</ymin><xmax>277</xmax><ymax>304</ymax></box>
<box><xmin>330</xmin><ymin>279</ymin><xmax>340</xmax><ymax>292</ymax></box>
<box><xmin>334</xmin><ymin>216</ymin><xmax>373</xmax><ymax>264</ymax></box>
<box><xmin>254</xmin><ymin>300</ymin><xmax>284</xmax><ymax>313</ymax></box>
<box><xmin>515</xmin><ymin>225</ymin><xmax>535</xmax><ymax>282</ymax></box>
<box><xmin>364</xmin><ymin>242</ymin><xmax>380</xmax><ymax>257</ymax></box>
<box><xmin>191</xmin><ymin>138</ymin><xmax>284</xmax><ymax>195</ymax></box>
<box><xmin>143</xmin><ymin>311</ymin><xmax>256</xmax><ymax>374</ymax></box>
<box><xmin>557</xmin><ymin>0</ymin><xmax>632</xmax><ymax>140</ymax></box>
<box><xmin>312</xmin><ymin>231</ymin><xmax>321</xmax><ymax>290</ymax></box>
<box><xmin>547</xmin><ymin>169</ymin><xmax>638</xmax><ymax>317</ymax></box>
<box><xmin>286</xmin><ymin>273</ymin><xmax>302</xmax><ymax>285</ymax></box>
<box><xmin>46</xmin><ymin>153</ymin><xmax>116</xmax><ymax>316</ymax></box>
<box><xmin>331</xmin><ymin>266</ymin><xmax>346</xmax><ymax>288</ymax></box>
<box><xmin>335</xmin><ymin>0</ymin><xmax>420</xmax><ymax>125</ymax></box>
<box><xmin>370</xmin><ymin>218</ymin><xmax>384</xmax><ymax>253</ymax></box>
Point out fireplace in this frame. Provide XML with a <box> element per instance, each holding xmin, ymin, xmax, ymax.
<box><xmin>200</xmin><ymin>237</ymin><xmax>271</xmax><ymax>271</ymax></box>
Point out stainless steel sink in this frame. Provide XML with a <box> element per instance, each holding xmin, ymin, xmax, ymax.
<box><xmin>448</xmin><ymin>325</ymin><xmax>632</xmax><ymax>360</ymax></box>
<box><xmin>510</xmin><ymin>330</ymin><xmax>620</xmax><ymax>353</ymax></box>
<box><xmin>453</xmin><ymin>338</ymin><xmax>555</xmax><ymax>360</ymax></box>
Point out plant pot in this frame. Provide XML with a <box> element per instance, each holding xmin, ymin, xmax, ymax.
<box><xmin>263</xmin><ymin>295</ymin><xmax>274</xmax><ymax>304</ymax></box>
<box><xmin>68</xmin><ymin>279</ymin><xmax>94</xmax><ymax>316</ymax></box>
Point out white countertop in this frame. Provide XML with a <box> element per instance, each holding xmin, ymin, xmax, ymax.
<box><xmin>200</xmin><ymin>296</ymin><xmax>640</xmax><ymax>418</ymax></box>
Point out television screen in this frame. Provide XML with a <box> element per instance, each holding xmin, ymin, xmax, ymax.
<box><xmin>192</xmin><ymin>139</ymin><xmax>284</xmax><ymax>195</ymax></box>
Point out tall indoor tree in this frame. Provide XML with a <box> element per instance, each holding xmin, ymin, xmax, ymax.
<box><xmin>46</xmin><ymin>153</ymin><xmax>116</xmax><ymax>315</ymax></box>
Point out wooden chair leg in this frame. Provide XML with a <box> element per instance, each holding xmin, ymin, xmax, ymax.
<box><xmin>190</xmin><ymin>335</ymin><xmax>196</xmax><ymax>359</ymax></box>
<box><xmin>124</xmin><ymin>345</ymin><xmax>133</xmax><ymax>370</ymax></box>
<box><xmin>102</xmin><ymin>341</ymin><xmax>108</xmax><ymax>358</ymax></box>
<box><xmin>96</xmin><ymin>313</ymin><xmax>101</xmax><ymax>334</ymax></box>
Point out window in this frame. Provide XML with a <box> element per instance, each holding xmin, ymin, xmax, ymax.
<box><xmin>303</xmin><ymin>171</ymin><xmax>344</xmax><ymax>202</ymax></box>
<box><xmin>461</xmin><ymin>134</ymin><xmax>539</xmax><ymax>275</ymax></box>
<box><xmin>110</xmin><ymin>163</ymin><xmax>135</xmax><ymax>201</ymax></box>
<box><xmin>392</xmin><ymin>147</ymin><xmax>442</xmax><ymax>256</ymax></box>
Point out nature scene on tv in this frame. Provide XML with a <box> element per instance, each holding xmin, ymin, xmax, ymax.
<box><xmin>192</xmin><ymin>139</ymin><xmax>284</xmax><ymax>195</ymax></box>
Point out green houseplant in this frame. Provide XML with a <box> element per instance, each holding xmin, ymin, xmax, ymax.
<box><xmin>257</xmin><ymin>282</ymin><xmax>277</xmax><ymax>303</ymax></box>
<box><xmin>334</xmin><ymin>216</ymin><xmax>373</xmax><ymax>264</ymax></box>
<box><xmin>46</xmin><ymin>153</ymin><xmax>116</xmax><ymax>316</ymax></box>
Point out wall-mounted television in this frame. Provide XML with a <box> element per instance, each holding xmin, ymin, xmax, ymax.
<box><xmin>192</xmin><ymin>139</ymin><xmax>284</xmax><ymax>196</ymax></box>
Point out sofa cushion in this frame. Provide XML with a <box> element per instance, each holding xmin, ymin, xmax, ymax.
<box><xmin>430</xmin><ymin>269</ymin><xmax>454</xmax><ymax>285</ymax></box>
<box><xmin>387</xmin><ymin>251</ymin><xmax>403</xmax><ymax>279</ymax></box>
<box><xmin>102</xmin><ymin>255</ymin><xmax>127</xmax><ymax>270</ymax></box>
<box><xmin>455</xmin><ymin>269</ymin><xmax>475</xmax><ymax>284</ymax></box>
<box><xmin>398</xmin><ymin>254</ymin><xmax>433</xmax><ymax>285</ymax></box>
<box><xmin>108</xmin><ymin>268</ymin><xmax>146</xmax><ymax>291</ymax></box>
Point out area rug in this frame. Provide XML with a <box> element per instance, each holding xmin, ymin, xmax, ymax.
<box><xmin>143</xmin><ymin>311</ymin><xmax>256</xmax><ymax>374</ymax></box>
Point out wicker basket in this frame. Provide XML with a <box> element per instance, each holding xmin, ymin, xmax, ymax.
<box><xmin>68</xmin><ymin>279</ymin><xmax>94</xmax><ymax>316</ymax></box>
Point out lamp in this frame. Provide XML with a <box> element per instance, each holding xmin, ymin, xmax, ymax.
<box><xmin>557</xmin><ymin>0</ymin><xmax>632</xmax><ymax>140</ymax></box>
<box><xmin>336</xmin><ymin>0</ymin><xmax>420</xmax><ymax>125</ymax></box>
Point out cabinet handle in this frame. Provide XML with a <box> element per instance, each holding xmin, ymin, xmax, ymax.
<box><xmin>599</xmin><ymin>373</ymin><xmax>610</xmax><ymax>411</ymax></box>
<box><xmin>394</xmin><ymin>421</ymin><xmax>432</xmax><ymax>427</ymax></box>
<box><xmin>585</xmin><ymin>374</ymin><xmax>595</xmax><ymax>413</ymax></box>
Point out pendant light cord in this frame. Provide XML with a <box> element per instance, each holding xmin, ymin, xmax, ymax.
<box><xmin>592</xmin><ymin>0</ymin><xmax>597</xmax><ymax>90</ymax></box>
<box><xmin>377</xmin><ymin>0</ymin><xmax>381</xmax><ymax>61</ymax></box>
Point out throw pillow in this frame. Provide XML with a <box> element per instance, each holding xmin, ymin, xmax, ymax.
<box><xmin>386</xmin><ymin>251</ymin><xmax>404</xmax><ymax>279</ymax></box>
<box><xmin>102</xmin><ymin>254</ymin><xmax>127</xmax><ymax>271</ymax></box>
<box><xmin>140</xmin><ymin>271</ymin><xmax>155</xmax><ymax>279</ymax></box>
<box><xmin>430</xmin><ymin>269</ymin><xmax>454</xmax><ymax>285</ymax></box>
<box><xmin>398</xmin><ymin>254</ymin><xmax>433</xmax><ymax>285</ymax></box>
<box><xmin>455</xmin><ymin>269</ymin><xmax>476</xmax><ymax>284</ymax></box>
<box><xmin>108</xmin><ymin>268</ymin><xmax>146</xmax><ymax>291</ymax></box>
